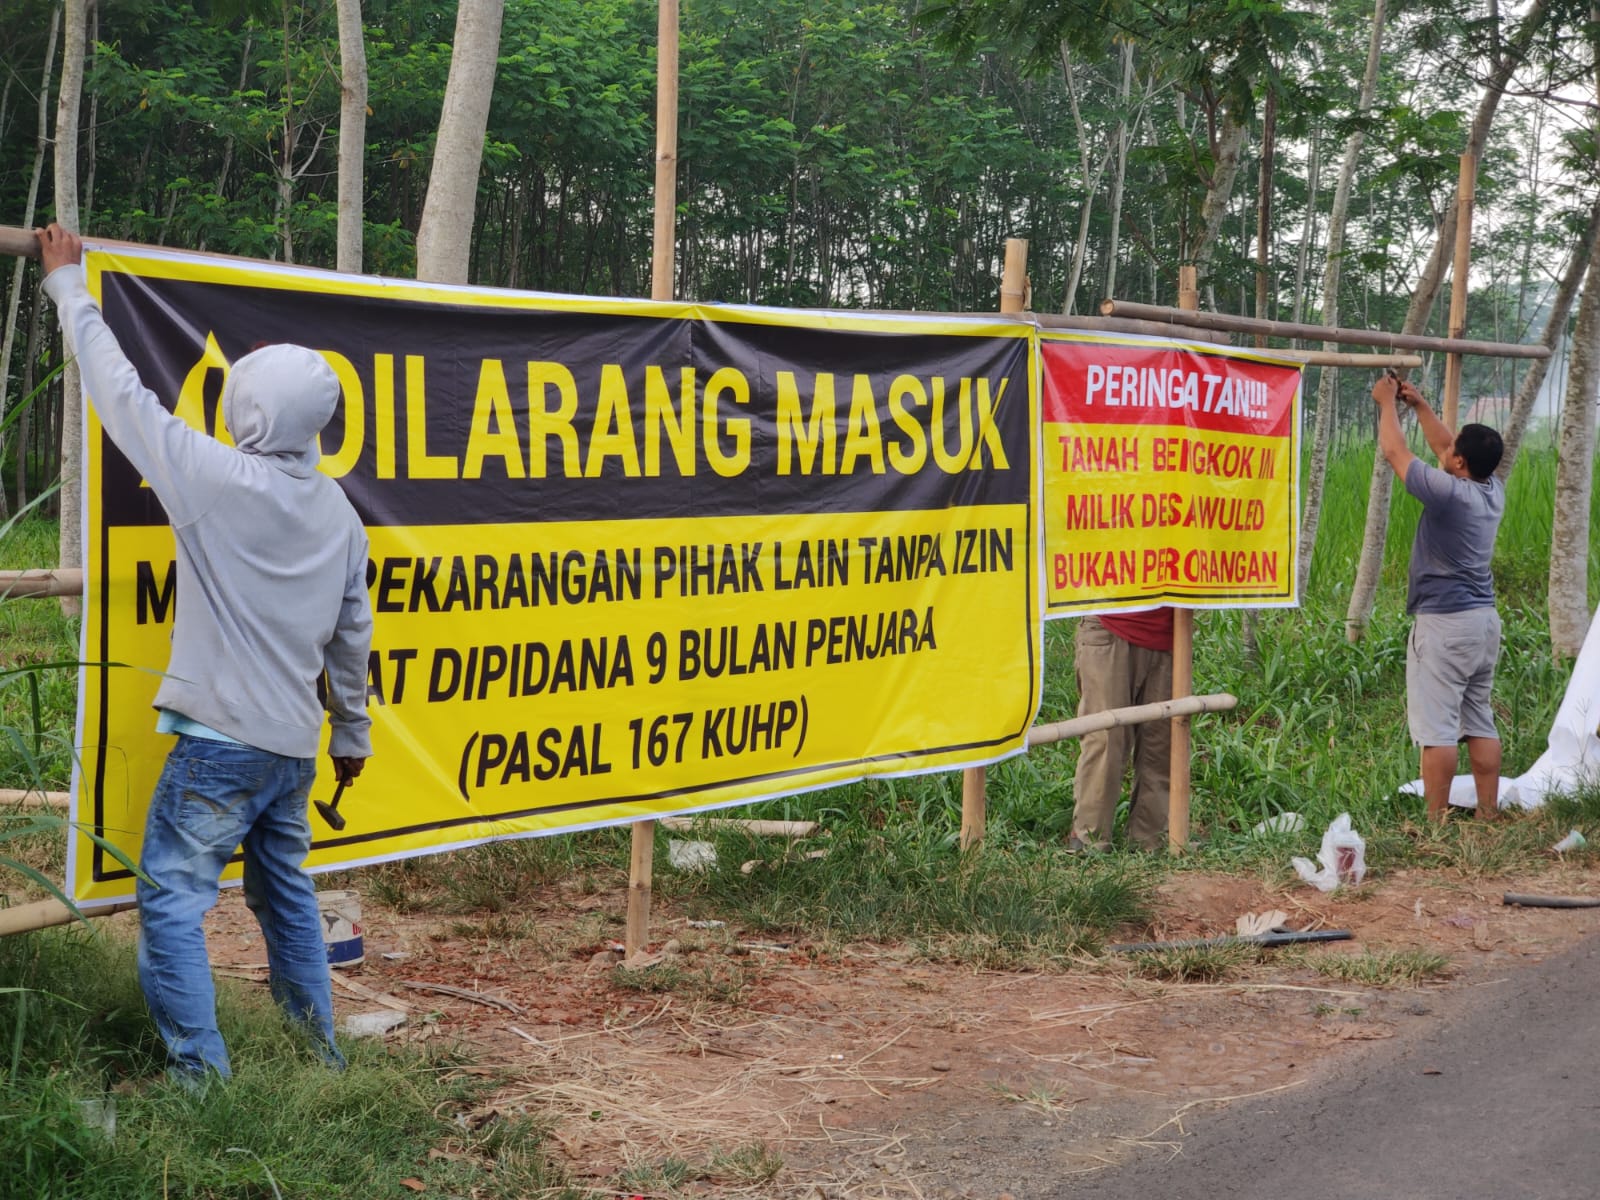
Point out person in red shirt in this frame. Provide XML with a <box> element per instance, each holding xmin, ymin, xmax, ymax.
<box><xmin>1070</xmin><ymin>608</ymin><xmax>1174</xmax><ymax>852</ymax></box>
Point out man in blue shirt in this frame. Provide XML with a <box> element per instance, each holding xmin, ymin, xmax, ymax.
<box><xmin>1373</xmin><ymin>371</ymin><xmax>1505</xmax><ymax>821</ymax></box>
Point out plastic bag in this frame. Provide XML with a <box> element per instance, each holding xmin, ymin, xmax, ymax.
<box><xmin>1291</xmin><ymin>812</ymin><xmax>1366</xmax><ymax>891</ymax></box>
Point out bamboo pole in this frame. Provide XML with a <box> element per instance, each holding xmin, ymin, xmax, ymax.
<box><xmin>959</xmin><ymin>237</ymin><xmax>1029</xmax><ymax>851</ymax></box>
<box><xmin>0</xmin><ymin>896</ymin><xmax>135</xmax><ymax>938</ymax></box>
<box><xmin>1036</xmin><ymin>312</ymin><xmax>1231</xmax><ymax>344</ymax></box>
<box><xmin>0</xmin><ymin>568</ymin><xmax>84</xmax><ymax>597</ymax></box>
<box><xmin>659</xmin><ymin>817</ymin><xmax>818</xmax><ymax>838</ymax></box>
<box><xmin>625</xmin><ymin>811</ymin><xmax>655</xmax><ymax>960</ymax></box>
<box><xmin>1168</xmin><ymin>267</ymin><xmax>1199</xmax><ymax>855</ymax></box>
<box><xmin>1442</xmin><ymin>153</ymin><xmax>1477</xmax><ymax>429</ymax></box>
<box><xmin>0</xmin><ymin>789</ymin><xmax>69</xmax><ymax>808</ymax></box>
<box><xmin>1098</xmin><ymin>298</ymin><xmax>1548</xmax><ymax>359</ymax></box>
<box><xmin>650</xmin><ymin>0</ymin><xmax>679</xmax><ymax>305</ymax></box>
<box><xmin>1251</xmin><ymin>349</ymin><xmax>1423</xmax><ymax>369</ymax></box>
<box><xmin>625</xmin><ymin>0</ymin><xmax>681</xmax><ymax>961</ymax></box>
<box><xmin>0</xmin><ymin>226</ymin><xmax>40</xmax><ymax>259</ymax></box>
<box><xmin>1026</xmin><ymin>693</ymin><xmax>1236</xmax><ymax>748</ymax></box>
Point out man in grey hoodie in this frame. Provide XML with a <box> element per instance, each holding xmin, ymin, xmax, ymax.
<box><xmin>38</xmin><ymin>223</ymin><xmax>373</xmax><ymax>1086</ymax></box>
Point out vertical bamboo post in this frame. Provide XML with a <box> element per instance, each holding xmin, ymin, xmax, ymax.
<box><xmin>960</xmin><ymin>237</ymin><xmax>1029</xmax><ymax>851</ymax></box>
<box><xmin>626</xmin><ymin>0</ymin><xmax>680</xmax><ymax>960</ymax></box>
<box><xmin>650</xmin><ymin>0</ymin><xmax>679</xmax><ymax>307</ymax></box>
<box><xmin>1441</xmin><ymin>153</ymin><xmax>1476</xmax><ymax>430</ymax></box>
<box><xmin>1167</xmin><ymin>266</ymin><xmax>1199</xmax><ymax>854</ymax></box>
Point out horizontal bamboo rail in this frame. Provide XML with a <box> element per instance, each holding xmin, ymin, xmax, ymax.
<box><xmin>1257</xmin><ymin>349</ymin><xmax>1424</xmax><ymax>369</ymax></box>
<box><xmin>0</xmin><ymin>226</ymin><xmax>40</xmax><ymax>259</ymax></box>
<box><xmin>1</xmin><ymin>568</ymin><xmax>84</xmax><ymax>598</ymax></box>
<box><xmin>1099</xmin><ymin>299</ymin><xmax>1551</xmax><ymax>359</ymax></box>
<box><xmin>659</xmin><ymin>816</ymin><xmax>819</xmax><ymax>838</ymax></box>
<box><xmin>1026</xmin><ymin>693</ymin><xmax>1237</xmax><ymax>748</ymax></box>
<box><xmin>0</xmin><ymin>896</ymin><xmax>136</xmax><ymax>938</ymax></box>
<box><xmin>1039</xmin><ymin>312</ymin><xmax>1230</xmax><ymax>345</ymax></box>
<box><xmin>0</xmin><ymin>789</ymin><xmax>69</xmax><ymax>808</ymax></box>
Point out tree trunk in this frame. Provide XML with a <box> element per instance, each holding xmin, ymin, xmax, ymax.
<box><xmin>16</xmin><ymin>284</ymin><xmax>44</xmax><ymax>513</ymax></box>
<box><xmin>1548</xmin><ymin>7</ymin><xmax>1600</xmax><ymax>658</ymax></box>
<box><xmin>415</xmin><ymin>0</ymin><xmax>505</xmax><ymax>284</ymax></box>
<box><xmin>0</xmin><ymin>7</ymin><xmax>60</xmax><ymax>525</ymax></box>
<box><xmin>1549</xmin><ymin>232</ymin><xmax>1600</xmax><ymax>657</ymax></box>
<box><xmin>1291</xmin><ymin>127</ymin><xmax>1320</xmax><ymax>326</ymax></box>
<box><xmin>1298</xmin><ymin>0</ymin><xmax>1386</xmax><ymax>598</ymax></box>
<box><xmin>82</xmin><ymin>0</ymin><xmax>97</xmax><ymax>225</ymax></box>
<box><xmin>1187</xmin><ymin>114</ymin><xmax>1247</xmax><ymax>275</ymax></box>
<box><xmin>335</xmin><ymin>0</ymin><xmax>368</xmax><ymax>274</ymax></box>
<box><xmin>1254</xmin><ymin>88</ymin><xmax>1277</xmax><ymax>329</ymax></box>
<box><xmin>1499</xmin><ymin>198</ymin><xmax>1600</xmax><ymax>479</ymax></box>
<box><xmin>1058</xmin><ymin>44</ymin><xmax>1109</xmax><ymax>314</ymax></box>
<box><xmin>1345</xmin><ymin>0</ymin><xmax>1551</xmax><ymax>641</ymax></box>
<box><xmin>1102</xmin><ymin>41</ymin><xmax>1134</xmax><ymax>301</ymax></box>
<box><xmin>56</xmin><ymin>0</ymin><xmax>87</xmax><ymax>597</ymax></box>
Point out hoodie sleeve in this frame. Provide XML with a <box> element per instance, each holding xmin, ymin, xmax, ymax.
<box><xmin>324</xmin><ymin>525</ymin><xmax>374</xmax><ymax>759</ymax></box>
<box><xmin>43</xmin><ymin>264</ymin><xmax>229</xmax><ymax>526</ymax></box>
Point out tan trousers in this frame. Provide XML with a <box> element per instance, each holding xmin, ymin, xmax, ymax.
<box><xmin>1071</xmin><ymin>616</ymin><xmax>1174</xmax><ymax>851</ymax></box>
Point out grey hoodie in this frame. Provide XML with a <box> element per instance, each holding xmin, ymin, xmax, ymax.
<box><xmin>45</xmin><ymin>265</ymin><xmax>372</xmax><ymax>760</ymax></box>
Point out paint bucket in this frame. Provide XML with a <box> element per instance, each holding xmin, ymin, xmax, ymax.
<box><xmin>317</xmin><ymin>889</ymin><xmax>363</xmax><ymax>968</ymax></box>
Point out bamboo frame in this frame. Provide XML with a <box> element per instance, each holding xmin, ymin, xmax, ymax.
<box><xmin>1098</xmin><ymin>298</ymin><xmax>1549</xmax><ymax>359</ymax></box>
<box><xmin>0</xmin><ymin>789</ymin><xmax>68</xmax><ymax>808</ymax></box>
<box><xmin>0</xmin><ymin>226</ymin><xmax>40</xmax><ymax>260</ymax></box>
<box><xmin>0</xmin><ymin>568</ymin><xmax>84</xmax><ymax>597</ymax></box>
<box><xmin>625</xmin><ymin>0</ymin><xmax>682</xmax><ymax>960</ymax></box>
<box><xmin>1026</xmin><ymin>693</ymin><xmax>1236</xmax><ymax>748</ymax></box>
<box><xmin>1442</xmin><ymin>153</ymin><xmax>1477</xmax><ymax>428</ymax></box>
<box><xmin>1167</xmin><ymin>267</ymin><xmax>1200</xmax><ymax>855</ymax></box>
<box><xmin>958</xmin><ymin>237</ymin><xmax>1030</xmax><ymax>850</ymax></box>
<box><xmin>0</xmin><ymin>896</ymin><xmax>135</xmax><ymax>938</ymax></box>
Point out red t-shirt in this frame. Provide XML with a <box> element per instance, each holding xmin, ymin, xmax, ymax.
<box><xmin>1099</xmin><ymin>607</ymin><xmax>1175</xmax><ymax>652</ymax></box>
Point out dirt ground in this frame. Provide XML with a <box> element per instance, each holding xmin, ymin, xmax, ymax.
<box><xmin>194</xmin><ymin>855</ymin><xmax>1600</xmax><ymax>1200</ymax></box>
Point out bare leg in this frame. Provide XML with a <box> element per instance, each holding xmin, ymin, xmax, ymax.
<box><xmin>1420</xmin><ymin>744</ymin><xmax>1458</xmax><ymax>821</ymax></box>
<box><xmin>1465</xmin><ymin>736</ymin><xmax>1502</xmax><ymax>819</ymax></box>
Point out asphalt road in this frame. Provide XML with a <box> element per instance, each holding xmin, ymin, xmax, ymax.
<box><xmin>1064</xmin><ymin>932</ymin><xmax>1600</xmax><ymax>1200</ymax></box>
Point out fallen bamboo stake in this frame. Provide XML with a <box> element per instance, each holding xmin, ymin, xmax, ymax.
<box><xmin>1107</xmin><ymin>929</ymin><xmax>1352</xmax><ymax>953</ymax></box>
<box><xmin>1098</xmin><ymin>299</ymin><xmax>1550</xmax><ymax>359</ymax></box>
<box><xmin>0</xmin><ymin>789</ymin><xmax>70</xmax><ymax>809</ymax></box>
<box><xmin>1027</xmin><ymin>693</ymin><xmax>1237</xmax><ymax>748</ymax></box>
<box><xmin>0</xmin><ymin>568</ymin><xmax>85</xmax><ymax>598</ymax></box>
<box><xmin>0</xmin><ymin>896</ymin><xmax>136</xmax><ymax>936</ymax></box>
<box><xmin>1502</xmin><ymin>893</ymin><xmax>1600</xmax><ymax>909</ymax></box>
<box><xmin>400</xmin><ymin>980</ymin><xmax>524</xmax><ymax>1013</ymax></box>
<box><xmin>659</xmin><ymin>817</ymin><xmax>819</xmax><ymax>838</ymax></box>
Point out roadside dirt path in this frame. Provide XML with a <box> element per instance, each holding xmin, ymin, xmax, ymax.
<box><xmin>201</xmin><ymin>859</ymin><xmax>1600</xmax><ymax>1199</ymax></box>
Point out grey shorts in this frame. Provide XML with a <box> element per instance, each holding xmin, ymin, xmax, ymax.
<box><xmin>1407</xmin><ymin>608</ymin><xmax>1502</xmax><ymax>746</ymax></box>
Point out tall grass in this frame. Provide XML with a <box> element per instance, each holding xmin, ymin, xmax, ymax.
<box><xmin>0</xmin><ymin>928</ymin><xmax>578</xmax><ymax>1200</ymax></box>
<box><xmin>1</xmin><ymin>518</ymin><xmax>79</xmax><ymax>792</ymax></box>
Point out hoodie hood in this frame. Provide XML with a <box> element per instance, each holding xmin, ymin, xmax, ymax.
<box><xmin>222</xmin><ymin>344</ymin><xmax>340</xmax><ymax>475</ymax></box>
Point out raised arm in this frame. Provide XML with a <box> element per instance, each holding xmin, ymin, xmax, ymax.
<box><xmin>1404</xmin><ymin>387</ymin><xmax>1458</xmax><ymax>465</ymax></box>
<box><xmin>1371</xmin><ymin>373</ymin><xmax>1416</xmax><ymax>480</ymax></box>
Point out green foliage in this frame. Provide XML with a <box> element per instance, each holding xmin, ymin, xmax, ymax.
<box><xmin>0</xmin><ymin>928</ymin><xmax>578</xmax><ymax>1200</ymax></box>
<box><xmin>1308</xmin><ymin>949</ymin><xmax>1453</xmax><ymax>986</ymax></box>
<box><xmin>665</xmin><ymin>821</ymin><xmax>1152</xmax><ymax>963</ymax></box>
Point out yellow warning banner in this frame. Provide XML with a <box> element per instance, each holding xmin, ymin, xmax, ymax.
<box><xmin>71</xmin><ymin>248</ymin><xmax>1040</xmax><ymax>903</ymax></box>
<box><xmin>1040</xmin><ymin>332</ymin><xmax>1302</xmax><ymax>615</ymax></box>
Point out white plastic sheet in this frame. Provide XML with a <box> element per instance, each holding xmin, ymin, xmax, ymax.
<box><xmin>1401</xmin><ymin>604</ymin><xmax>1600</xmax><ymax>810</ymax></box>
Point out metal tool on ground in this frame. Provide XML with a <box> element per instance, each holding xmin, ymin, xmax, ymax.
<box><xmin>314</xmin><ymin>778</ymin><xmax>349</xmax><ymax>831</ymax></box>
<box><xmin>1107</xmin><ymin>929</ymin><xmax>1353</xmax><ymax>953</ymax></box>
<box><xmin>1503</xmin><ymin>893</ymin><xmax>1600</xmax><ymax>909</ymax></box>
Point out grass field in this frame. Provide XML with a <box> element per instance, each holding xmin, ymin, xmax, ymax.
<box><xmin>1</xmin><ymin>440</ymin><xmax>1596</xmax><ymax>1196</ymax></box>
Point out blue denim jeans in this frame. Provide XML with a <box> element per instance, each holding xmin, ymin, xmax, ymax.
<box><xmin>136</xmin><ymin>735</ymin><xmax>344</xmax><ymax>1081</ymax></box>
